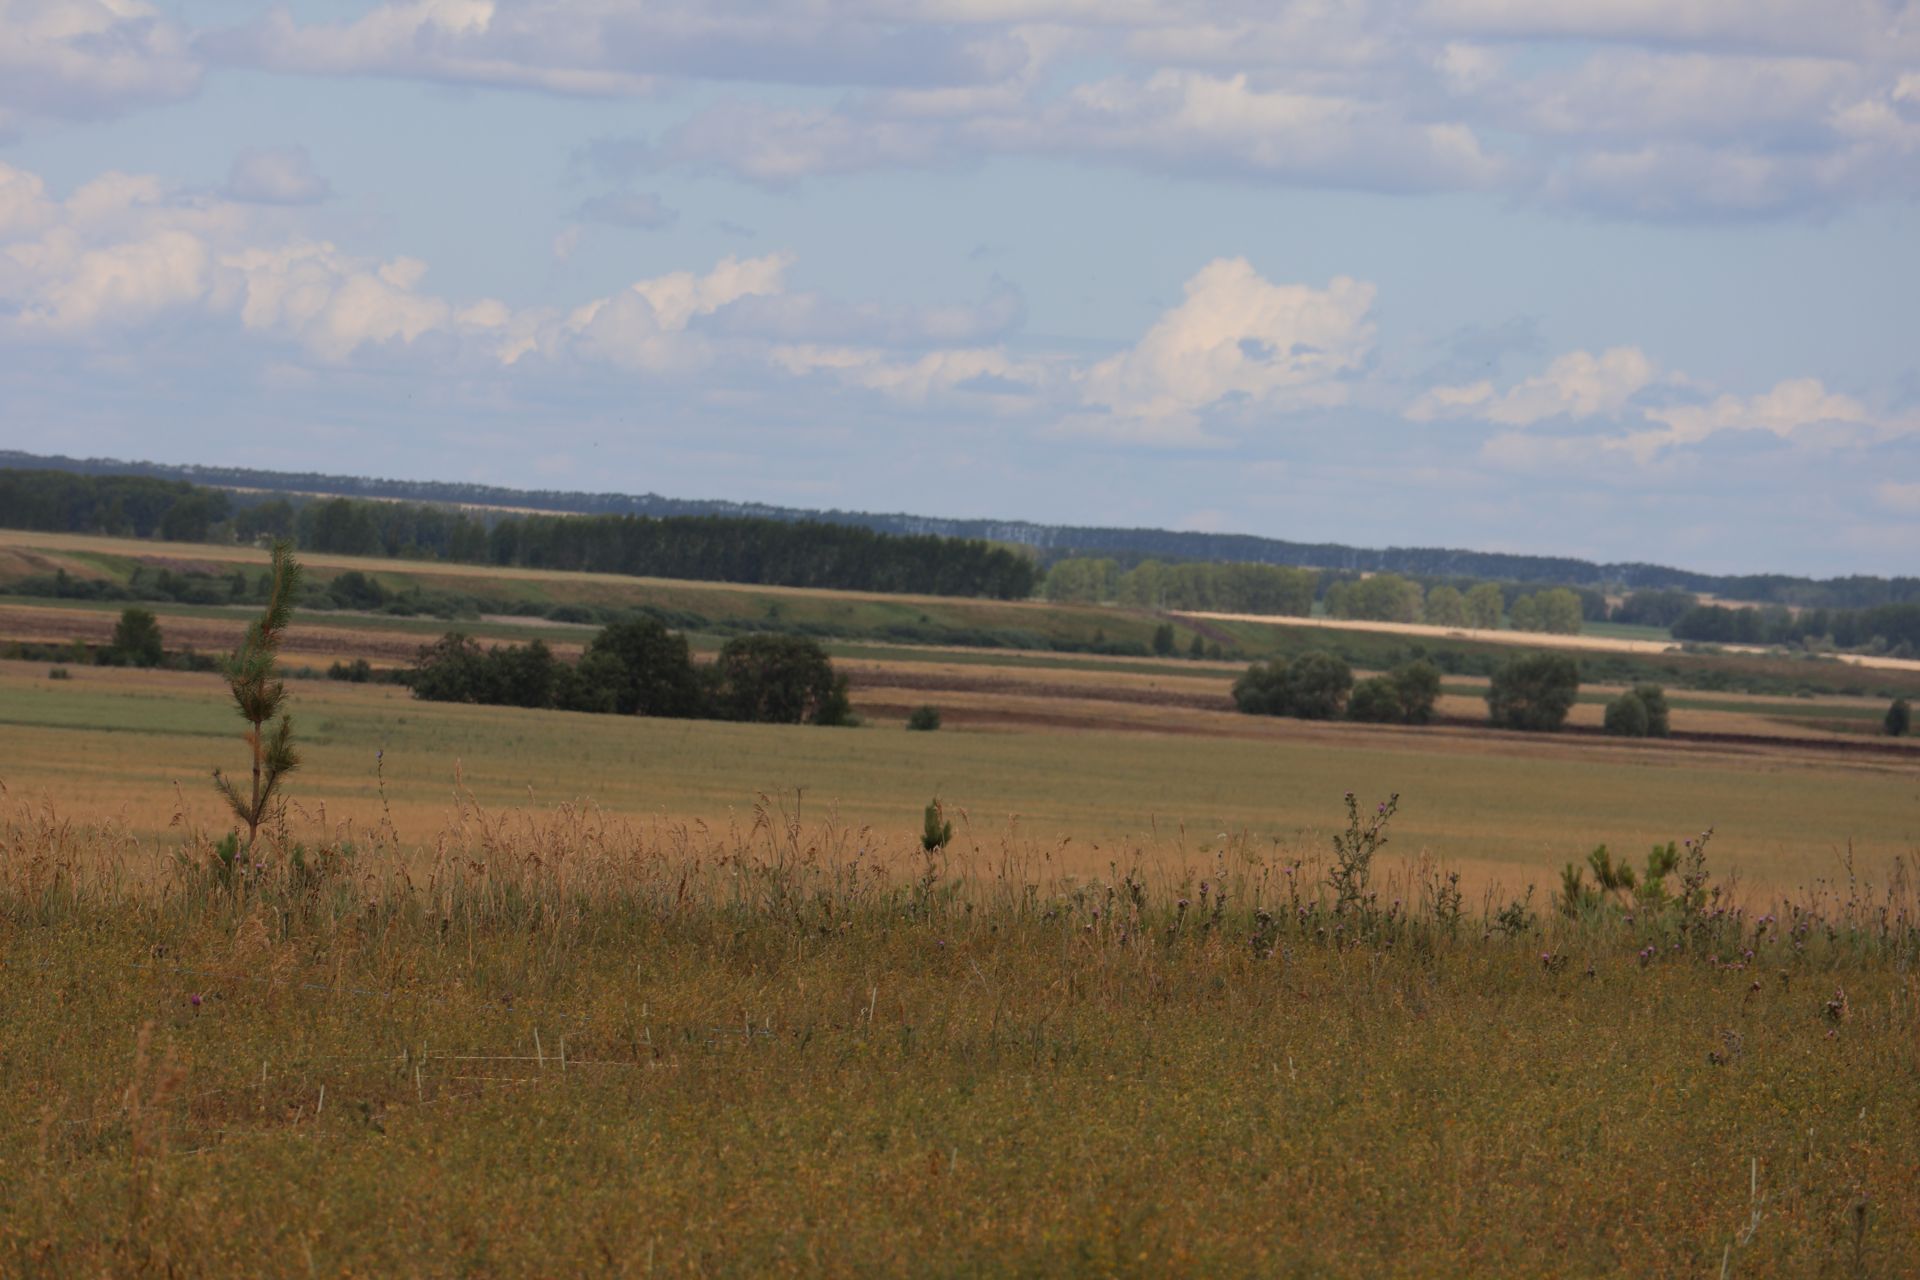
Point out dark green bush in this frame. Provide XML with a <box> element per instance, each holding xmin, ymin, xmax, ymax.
<box><xmin>1487</xmin><ymin>653</ymin><xmax>1580</xmax><ymax>732</ymax></box>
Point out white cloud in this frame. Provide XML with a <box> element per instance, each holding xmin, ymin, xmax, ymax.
<box><xmin>224</xmin><ymin>146</ymin><xmax>332</xmax><ymax>206</ymax></box>
<box><xmin>0</xmin><ymin>0</ymin><xmax>201</xmax><ymax>123</ymax></box>
<box><xmin>2</xmin><ymin>0</ymin><xmax>1909</xmax><ymax>221</ymax></box>
<box><xmin>1408</xmin><ymin>347</ymin><xmax>1657</xmax><ymax>425</ymax></box>
<box><xmin>1415</xmin><ymin>342</ymin><xmax>1916</xmax><ymax>465</ymax></box>
<box><xmin>1876</xmin><ymin>481</ymin><xmax>1920</xmax><ymax>513</ymax></box>
<box><xmin>1078</xmin><ymin>258</ymin><xmax>1376</xmax><ymax>438</ymax></box>
<box><xmin>770</xmin><ymin>345</ymin><xmax>1046</xmax><ymax>404</ymax></box>
<box><xmin>1622</xmin><ymin>378</ymin><xmax>1883</xmax><ymax>459</ymax></box>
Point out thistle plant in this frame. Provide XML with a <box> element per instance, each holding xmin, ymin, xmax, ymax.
<box><xmin>213</xmin><ymin>540</ymin><xmax>304</xmax><ymax>849</ymax></box>
<box><xmin>1329</xmin><ymin>791</ymin><xmax>1397</xmax><ymax>914</ymax></box>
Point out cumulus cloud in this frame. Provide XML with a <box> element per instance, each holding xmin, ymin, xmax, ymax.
<box><xmin>0</xmin><ymin>159</ymin><xmax>1039</xmax><ymax>391</ymax></box>
<box><xmin>1408</xmin><ymin>347</ymin><xmax>1657</xmax><ymax>425</ymax></box>
<box><xmin>0</xmin><ymin>0</ymin><xmax>201</xmax><ymax>124</ymax></box>
<box><xmin>1413</xmin><ymin>342</ymin><xmax>1917</xmax><ymax>465</ymax></box>
<box><xmin>6</xmin><ymin>0</ymin><xmax>1912</xmax><ymax>220</ymax></box>
<box><xmin>769</xmin><ymin>344</ymin><xmax>1047</xmax><ymax>405</ymax></box>
<box><xmin>1623</xmin><ymin>379</ymin><xmax>1883</xmax><ymax>459</ymax></box>
<box><xmin>224</xmin><ymin>146</ymin><xmax>332</xmax><ymax>206</ymax></box>
<box><xmin>1078</xmin><ymin>259</ymin><xmax>1376</xmax><ymax>439</ymax></box>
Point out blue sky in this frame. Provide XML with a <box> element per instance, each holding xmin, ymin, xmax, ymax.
<box><xmin>2</xmin><ymin>2</ymin><xmax>1917</xmax><ymax>575</ymax></box>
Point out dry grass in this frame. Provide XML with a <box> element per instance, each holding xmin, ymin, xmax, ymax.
<box><xmin>1</xmin><ymin>793</ymin><xmax>1916</xmax><ymax>1276</ymax></box>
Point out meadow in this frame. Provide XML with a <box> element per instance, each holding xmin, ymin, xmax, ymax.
<box><xmin>2</xmin><ymin>789</ymin><xmax>1916</xmax><ymax>1275</ymax></box>
<box><xmin>2</xmin><ymin>660</ymin><xmax>1915</xmax><ymax>894</ymax></box>
<box><xmin>4</xmin><ymin>543</ymin><xmax>1919</xmax><ymax>1276</ymax></box>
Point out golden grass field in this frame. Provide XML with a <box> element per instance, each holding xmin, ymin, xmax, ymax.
<box><xmin>3</xmin><ymin>659</ymin><xmax>1914</xmax><ymax>897</ymax></box>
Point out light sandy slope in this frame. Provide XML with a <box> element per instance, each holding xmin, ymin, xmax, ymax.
<box><xmin>1177</xmin><ymin>610</ymin><xmax>1920</xmax><ymax>673</ymax></box>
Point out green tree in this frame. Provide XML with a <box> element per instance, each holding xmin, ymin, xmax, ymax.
<box><xmin>585</xmin><ymin>619</ymin><xmax>706</xmax><ymax>718</ymax></box>
<box><xmin>906</xmin><ymin>705</ymin><xmax>942</xmax><ymax>731</ymax></box>
<box><xmin>1487</xmin><ymin>653</ymin><xmax>1581</xmax><ymax>732</ymax></box>
<box><xmin>408</xmin><ymin>633</ymin><xmax>495</xmax><ymax>703</ymax></box>
<box><xmin>1510</xmin><ymin>588</ymin><xmax>1583</xmax><ymax>635</ymax></box>
<box><xmin>490</xmin><ymin>640</ymin><xmax>561</xmax><ymax>709</ymax></box>
<box><xmin>1347</xmin><ymin>660</ymin><xmax>1440</xmax><ymax>725</ymax></box>
<box><xmin>110</xmin><ymin>607</ymin><xmax>164</xmax><ymax>668</ymax></box>
<box><xmin>1188</xmin><ymin>633</ymin><xmax>1206</xmax><ymax>659</ymax></box>
<box><xmin>1423</xmin><ymin>585</ymin><xmax>1468</xmax><ymax>628</ymax></box>
<box><xmin>1284</xmin><ymin>652</ymin><xmax>1354</xmax><ymax>720</ymax></box>
<box><xmin>1464</xmin><ymin>582</ymin><xmax>1505</xmax><ymax>629</ymax></box>
<box><xmin>212</xmin><ymin>541</ymin><xmax>303</xmax><ymax>847</ymax></box>
<box><xmin>1632</xmin><ymin>684</ymin><xmax>1671</xmax><ymax>737</ymax></box>
<box><xmin>1042</xmin><ymin>557</ymin><xmax>1117</xmax><ymax>604</ymax></box>
<box><xmin>1234</xmin><ymin>654</ymin><xmax>1353</xmax><ymax>719</ymax></box>
<box><xmin>1327</xmin><ymin>573</ymin><xmax>1422</xmax><ymax>623</ymax></box>
<box><xmin>1231</xmin><ymin>660</ymin><xmax>1290</xmax><ymax>716</ymax></box>
<box><xmin>1603</xmin><ymin>691</ymin><xmax>1651</xmax><ymax>737</ymax></box>
<box><xmin>712</xmin><ymin>634</ymin><xmax>853</xmax><ymax>725</ymax></box>
<box><xmin>1392</xmin><ymin>660</ymin><xmax>1442</xmax><ymax>724</ymax></box>
<box><xmin>1152</xmin><ymin>622</ymin><xmax>1176</xmax><ymax>656</ymax></box>
<box><xmin>1347</xmin><ymin>677</ymin><xmax>1404</xmax><ymax>723</ymax></box>
<box><xmin>553</xmin><ymin>648</ymin><xmax>626</xmax><ymax>715</ymax></box>
<box><xmin>1889</xmin><ymin>698</ymin><xmax>1912</xmax><ymax>737</ymax></box>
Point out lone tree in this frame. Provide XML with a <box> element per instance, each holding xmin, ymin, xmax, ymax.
<box><xmin>1889</xmin><ymin>698</ymin><xmax>1913</xmax><ymax>738</ymax></box>
<box><xmin>213</xmin><ymin>541</ymin><xmax>303</xmax><ymax>847</ymax></box>
<box><xmin>1487</xmin><ymin>652</ymin><xmax>1580</xmax><ymax>732</ymax></box>
<box><xmin>110</xmin><ymin>607</ymin><xmax>164</xmax><ymax>667</ymax></box>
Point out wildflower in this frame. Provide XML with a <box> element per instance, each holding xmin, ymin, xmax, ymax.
<box><xmin>190</xmin><ymin>993</ymin><xmax>202</xmax><ymax>1008</ymax></box>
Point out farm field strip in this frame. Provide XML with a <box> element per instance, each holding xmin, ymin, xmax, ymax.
<box><xmin>2</xmin><ymin>661</ymin><xmax>1914</xmax><ymax>893</ymax></box>
<box><xmin>7</xmin><ymin>592</ymin><xmax>1902</xmax><ymax>749</ymax></box>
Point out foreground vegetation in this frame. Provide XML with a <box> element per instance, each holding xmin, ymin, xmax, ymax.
<box><xmin>3</xmin><ymin>543</ymin><xmax>1915</xmax><ymax>1276</ymax></box>
<box><xmin>2</xmin><ymin>795</ymin><xmax>1915</xmax><ymax>1275</ymax></box>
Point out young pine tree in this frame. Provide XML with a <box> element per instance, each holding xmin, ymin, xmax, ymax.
<box><xmin>213</xmin><ymin>541</ymin><xmax>304</xmax><ymax>847</ymax></box>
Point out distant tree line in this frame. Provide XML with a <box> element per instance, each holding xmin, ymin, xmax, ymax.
<box><xmin>11</xmin><ymin>449</ymin><xmax>1917</xmax><ymax>608</ymax></box>
<box><xmin>1043</xmin><ymin>557</ymin><xmax>1315</xmax><ymax>615</ymax></box>
<box><xmin>1671</xmin><ymin>602</ymin><xmax>1920</xmax><ymax>655</ymax></box>
<box><xmin>408</xmin><ymin>621</ymin><xmax>854</xmax><ymax>726</ymax></box>
<box><xmin>0</xmin><ymin>469</ymin><xmax>1036</xmax><ymax>601</ymax></box>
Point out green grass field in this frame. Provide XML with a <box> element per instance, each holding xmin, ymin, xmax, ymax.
<box><xmin>3</xmin><ymin>662</ymin><xmax>1914</xmax><ymax>894</ymax></box>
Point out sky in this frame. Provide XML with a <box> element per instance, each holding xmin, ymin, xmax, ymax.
<box><xmin>1</xmin><ymin>1</ymin><xmax>1917</xmax><ymax>576</ymax></box>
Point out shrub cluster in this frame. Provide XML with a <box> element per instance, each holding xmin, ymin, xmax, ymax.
<box><xmin>407</xmin><ymin>621</ymin><xmax>854</xmax><ymax>726</ymax></box>
<box><xmin>1487</xmin><ymin>653</ymin><xmax>1581</xmax><ymax>732</ymax></box>
<box><xmin>1233</xmin><ymin>655</ymin><xmax>1442</xmax><ymax>725</ymax></box>
<box><xmin>1603</xmin><ymin>684</ymin><xmax>1671</xmax><ymax>738</ymax></box>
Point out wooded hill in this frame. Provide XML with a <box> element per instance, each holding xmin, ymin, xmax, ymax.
<box><xmin>4</xmin><ymin>449</ymin><xmax>1915</xmax><ymax>609</ymax></box>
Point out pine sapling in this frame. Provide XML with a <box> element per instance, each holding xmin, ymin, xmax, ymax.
<box><xmin>214</xmin><ymin>540</ymin><xmax>304</xmax><ymax>850</ymax></box>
